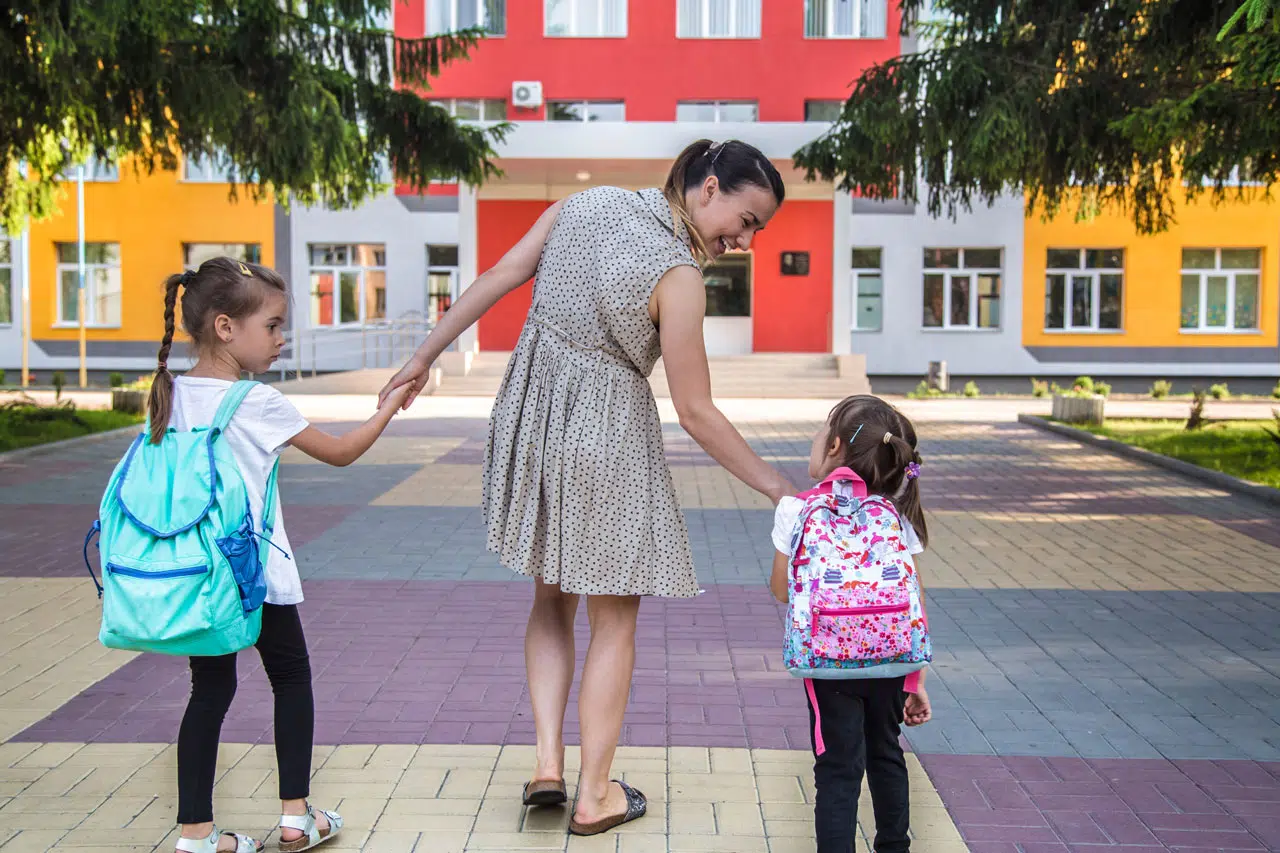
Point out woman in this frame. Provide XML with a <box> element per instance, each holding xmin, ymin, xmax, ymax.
<box><xmin>379</xmin><ymin>139</ymin><xmax>794</xmax><ymax>836</ymax></box>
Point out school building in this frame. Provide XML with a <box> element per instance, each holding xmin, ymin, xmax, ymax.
<box><xmin>2</xmin><ymin>0</ymin><xmax>1277</xmax><ymax>382</ymax></box>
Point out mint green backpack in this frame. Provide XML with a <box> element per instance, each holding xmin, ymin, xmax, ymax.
<box><xmin>84</xmin><ymin>380</ymin><xmax>282</xmax><ymax>656</ymax></box>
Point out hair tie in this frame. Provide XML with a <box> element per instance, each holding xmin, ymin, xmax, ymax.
<box><xmin>849</xmin><ymin>424</ymin><xmax>864</xmax><ymax>445</ymax></box>
<box><xmin>905</xmin><ymin>461</ymin><xmax>921</xmax><ymax>481</ymax></box>
<box><xmin>882</xmin><ymin>431</ymin><xmax>893</xmax><ymax>444</ymax></box>
<box><xmin>179</xmin><ymin>269</ymin><xmax>193</xmax><ymax>286</ymax></box>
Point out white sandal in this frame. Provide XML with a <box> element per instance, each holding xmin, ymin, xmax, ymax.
<box><xmin>278</xmin><ymin>803</ymin><xmax>342</xmax><ymax>852</ymax></box>
<box><xmin>175</xmin><ymin>826</ymin><xmax>264</xmax><ymax>853</ymax></box>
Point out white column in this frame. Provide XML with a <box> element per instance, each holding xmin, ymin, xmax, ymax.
<box><xmin>455</xmin><ymin>182</ymin><xmax>479</xmax><ymax>355</ymax></box>
<box><xmin>830</xmin><ymin>189</ymin><xmax>852</xmax><ymax>355</ymax></box>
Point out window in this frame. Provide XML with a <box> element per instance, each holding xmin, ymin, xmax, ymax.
<box><xmin>184</xmin><ymin>244</ymin><xmax>262</xmax><ymax>270</ymax></box>
<box><xmin>58</xmin><ymin>156</ymin><xmax>118</xmax><ymax>182</ymax></box>
<box><xmin>427</xmin><ymin>245</ymin><xmax>459</xmax><ymax>323</ymax></box>
<box><xmin>308</xmin><ymin>244</ymin><xmax>387</xmax><ymax>327</ymax></box>
<box><xmin>677</xmin><ymin>0</ymin><xmax>761</xmax><ymax>38</ymax></box>
<box><xmin>1044</xmin><ymin>248</ymin><xmax>1124</xmax><ymax>332</ymax></box>
<box><xmin>702</xmin><ymin>253</ymin><xmax>751</xmax><ymax>317</ymax></box>
<box><xmin>805</xmin><ymin>0</ymin><xmax>887</xmax><ymax>38</ymax></box>
<box><xmin>56</xmin><ymin>243</ymin><xmax>122</xmax><ymax>327</ymax></box>
<box><xmin>675</xmin><ymin>101</ymin><xmax>758</xmax><ymax>122</ymax></box>
<box><xmin>922</xmin><ymin>248</ymin><xmax>1001</xmax><ymax>330</ymax></box>
<box><xmin>545</xmin><ymin>0</ymin><xmax>627</xmax><ymax>36</ymax></box>
<box><xmin>0</xmin><ymin>241</ymin><xmax>11</xmax><ymax>325</ymax></box>
<box><xmin>428</xmin><ymin>0</ymin><xmax>506</xmax><ymax>35</ymax></box>
<box><xmin>851</xmin><ymin>248</ymin><xmax>882</xmax><ymax>331</ymax></box>
<box><xmin>546</xmin><ymin>100</ymin><xmax>625</xmax><ymax>121</ymax></box>
<box><xmin>183</xmin><ymin>151</ymin><xmax>238</xmax><ymax>183</ymax></box>
<box><xmin>1180</xmin><ymin>248</ymin><xmax>1261</xmax><ymax>332</ymax></box>
<box><xmin>430</xmin><ymin>98</ymin><xmax>507</xmax><ymax>122</ymax></box>
<box><xmin>805</xmin><ymin>100</ymin><xmax>843</xmax><ymax>122</ymax></box>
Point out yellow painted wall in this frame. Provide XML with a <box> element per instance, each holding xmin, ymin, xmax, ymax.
<box><xmin>1022</xmin><ymin>190</ymin><xmax>1279</xmax><ymax>349</ymax></box>
<box><xmin>26</xmin><ymin>160</ymin><xmax>274</xmax><ymax>343</ymax></box>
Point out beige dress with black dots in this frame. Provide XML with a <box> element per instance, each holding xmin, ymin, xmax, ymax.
<box><xmin>481</xmin><ymin>186</ymin><xmax>702</xmax><ymax>598</ymax></box>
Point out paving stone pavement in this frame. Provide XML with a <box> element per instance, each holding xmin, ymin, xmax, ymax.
<box><xmin>1</xmin><ymin>401</ymin><xmax>1278</xmax><ymax>851</ymax></box>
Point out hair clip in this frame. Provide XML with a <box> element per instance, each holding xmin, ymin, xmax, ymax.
<box><xmin>238</xmin><ymin>262</ymin><xmax>252</xmax><ymax>276</ymax></box>
<box><xmin>882</xmin><ymin>431</ymin><xmax>894</xmax><ymax>444</ymax></box>
<box><xmin>849</xmin><ymin>423</ymin><xmax>864</xmax><ymax>445</ymax></box>
<box><xmin>905</xmin><ymin>461</ymin><xmax>921</xmax><ymax>481</ymax></box>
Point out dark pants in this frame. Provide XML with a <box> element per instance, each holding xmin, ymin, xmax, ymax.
<box><xmin>177</xmin><ymin>603</ymin><xmax>314</xmax><ymax>824</ymax></box>
<box><xmin>804</xmin><ymin>676</ymin><xmax>910</xmax><ymax>853</ymax></box>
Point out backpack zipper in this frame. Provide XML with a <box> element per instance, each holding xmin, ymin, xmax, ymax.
<box><xmin>106</xmin><ymin>563</ymin><xmax>208</xmax><ymax>580</ymax></box>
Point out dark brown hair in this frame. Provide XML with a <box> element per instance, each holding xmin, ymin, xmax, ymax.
<box><xmin>147</xmin><ymin>257</ymin><xmax>287</xmax><ymax>444</ymax></box>
<box><xmin>663</xmin><ymin>139</ymin><xmax>786</xmax><ymax>263</ymax></box>
<box><xmin>825</xmin><ymin>395</ymin><xmax>928</xmax><ymax>549</ymax></box>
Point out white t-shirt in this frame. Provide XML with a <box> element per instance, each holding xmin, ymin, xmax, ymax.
<box><xmin>771</xmin><ymin>495</ymin><xmax>924</xmax><ymax>556</ymax></box>
<box><xmin>170</xmin><ymin>377</ymin><xmax>310</xmax><ymax>605</ymax></box>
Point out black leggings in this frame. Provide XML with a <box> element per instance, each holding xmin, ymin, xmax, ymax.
<box><xmin>805</xmin><ymin>676</ymin><xmax>910</xmax><ymax>853</ymax></box>
<box><xmin>177</xmin><ymin>603</ymin><xmax>314</xmax><ymax>824</ymax></box>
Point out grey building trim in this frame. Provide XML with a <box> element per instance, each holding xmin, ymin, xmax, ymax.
<box><xmin>274</xmin><ymin>204</ymin><xmax>294</xmax><ymax>331</ymax></box>
<box><xmin>34</xmin><ymin>339</ymin><xmax>189</xmax><ymax>359</ymax></box>
<box><xmin>1025</xmin><ymin>345</ymin><xmax>1280</xmax><ymax>364</ymax></box>
<box><xmin>397</xmin><ymin>194</ymin><xmax>460</xmax><ymax>213</ymax></box>
<box><xmin>852</xmin><ymin>197</ymin><xmax>915</xmax><ymax>215</ymax></box>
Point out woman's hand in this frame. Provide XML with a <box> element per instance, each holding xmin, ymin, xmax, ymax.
<box><xmin>378</xmin><ymin>354</ymin><xmax>432</xmax><ymax>412</ymax></box>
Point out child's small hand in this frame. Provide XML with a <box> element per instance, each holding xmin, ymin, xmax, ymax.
<box><xmin>904</xmin><ymin>687</ymin><xmax>932</xmax><ymax>727</ymax></box>
<box><xmin>379</xmin><ymin>384</ymin><xmax>412</xmax><ymax>413</ymax></box>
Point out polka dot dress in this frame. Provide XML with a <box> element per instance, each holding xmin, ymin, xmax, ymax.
<box><xmin>482</xmin><ymin>186</ymin><xmax>703</xmax><ymax>598</ymax></box>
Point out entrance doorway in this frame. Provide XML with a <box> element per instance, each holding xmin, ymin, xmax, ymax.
<box><xmin>703</xmin><ymin>252</ymin><xmax>752</xmax><ymax>355</ymax></box>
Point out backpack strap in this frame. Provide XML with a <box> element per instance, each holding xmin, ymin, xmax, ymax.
<box><xmin>210</xmin><ymin>380</ymin><xmax>260</xmax><ymax>437</ymax></box>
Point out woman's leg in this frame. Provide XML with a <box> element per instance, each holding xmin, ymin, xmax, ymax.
<box><xmin>525</xmin><ymin>578</ymin><xmax>581</xmax><ymax>782</ymax></box>
<box><xmin>573</xmin><ymin>593</ymin><xmax>641</xmax><ymax>824</ymax></box>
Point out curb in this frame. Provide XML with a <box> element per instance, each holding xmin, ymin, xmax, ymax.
<box><xmin>0</xmin><ymin>423</ymin><xmax>142</xmax><ymax>464</ymax></box>
<box><xmin>1017</xmin><ymin>414</ymin><xmax>1280</xmax><ymax>509</ymax></box>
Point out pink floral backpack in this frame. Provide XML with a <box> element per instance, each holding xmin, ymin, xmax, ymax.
<box><xmin>783</xmin><ymin>467</ymin><xmax>931</xmax><ymax>680</ymax></box>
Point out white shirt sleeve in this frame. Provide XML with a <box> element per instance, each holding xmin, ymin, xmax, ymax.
<box><xmin>771</xmin><ymin>496</ymin><xmax>803</xmax><ymax>555</ymax></box>
<box><xmin>900</xmin><ymin>516</ymin><xmax>925</xmax><ymax>555</ymax></box>
<box><xmin>251</xmin><ymin>387</ymin><xmax>310</xmax><ymax>456</ymax></box>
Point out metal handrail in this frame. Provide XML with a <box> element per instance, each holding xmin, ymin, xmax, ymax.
<box><xmin>278</xmin><ymin>314</ymin><xmax>436</xmax><ymax>380</ymax></box>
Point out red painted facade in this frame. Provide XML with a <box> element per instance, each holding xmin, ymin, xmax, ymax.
<box><xmin>396</xmin><ymin>2</ymin><xmax>899</xmax><ymax>351</ymax></box>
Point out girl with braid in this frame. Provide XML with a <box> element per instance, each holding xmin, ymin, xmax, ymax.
<box><xmin>148</xmin><ymin>257</ymin><xmax>408</xmax><ymax>853</ymax></box>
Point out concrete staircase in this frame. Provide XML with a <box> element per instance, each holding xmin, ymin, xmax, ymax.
<box><xmin>437</xmin><ymin>352</ymin><xmax>872</xmax><ymax>398</ymax></box>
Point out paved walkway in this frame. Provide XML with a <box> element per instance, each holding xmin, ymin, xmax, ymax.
<box><xmin>1</xmin><ymin>397</ymin><xmax>1278</xmax><ymax>851</ymax></box>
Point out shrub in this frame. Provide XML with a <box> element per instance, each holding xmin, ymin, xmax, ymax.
<box><xmin>1094</xmin><ymin>381</ymin><xmax>1112</xmax><ymax>398</ymax></box>
<box><xmin>1272</xmin><ymin>380</ymin><xmax>1280</xmax><ymax>400</ymax></box>
<box><xmin>1209</xmin><ymin>383</ymin><xmax>1230</xmax><ymax>400</ymax></box>
<box><xmin>108</xmin><ymin>372</ymin><xmax>125</xmax><ymax>388</ymax></box>
<box><xmin>1150</xmin><ymin>380</ymin><xmax>1173</xmax><ymax>399</ymax></box>
<box><xmin>0</xmin><ymin>369</ymin><xmax>6</xmax><ymax>386</ymax></box>
<box><xmin>1185</xmin><ymin>389</ymin><xmax>1207</xmax><ymax>431</ymax></box>
<box><xmin>52</xmin><ymin>371</ymin><xmax>66</xmax><ymax>400</ymax></box>
<box><xmin>1030</xmin><ymin>378</ymin><xmax>1049</xmax><ymax>398</ymax></box>
<box><xmin>1074</xmin><ymin>376</ymin><xmax>1095</xmax><ymax>394</ymax></box>
<box><xmin>963</xmin><ymin>381</ymin><xmax>981</xmax><ymax>398</ymax></box>
<box><xmin>125</xmin><ymin>375</ymin><xmax>153</xmax><ymax>392</ymax></box>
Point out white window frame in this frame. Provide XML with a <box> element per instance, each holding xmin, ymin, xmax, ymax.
<box><xmin>426</xmin><ymin>245</ymin><xmax>460</xmax><ymax>322</ymax></box>
<box><xmin>0</xmin><ymin>240</ymin><xmax>12</xmax><ymax>326</ymax></box>
<box><xmin>676</xmin><ymin>0</ymin><xmax>762</xmax><ymax>38</ymax></box>
<box><xmin>430</xmin><ymin>98</ymin><xmax>507</xmax><ymax>122</ymax></box>
<box><xmin>545</xmin><ymin>100</ymin><xmax>626</xmax><ymax>121</ymax></box>
<box><xmin>1044</xmin><ymin>248</ymin><xmax>1125</xmax><ymax>333</ymax></box>
<box><xmin>675</xmin><ymin>101</ymin><xmax>759</xmax><ymax>122</ymax></box>
<box><xmin>427</xmin><ymin>0</ymin><xmax>505</xmax><ymax>36</ymax></box>
<box><xmin>805</xmin><ymin>0</ymin><xmax>888</xmax><ymax>39</ymax></box>
<box><xmin>850</xmin><ymin>248</ymin><xmax>883</xmax><ymax>332</ymax></box>
<box><xmin>182</xmin><ymin>150</ymin><xmax>238</xmax><ymax>183</ymax></box>
<box><xmin>922</xmin><ymin>248</ymin><xmax>1002</xmax><ymax>331</ymax></box>
<box><xmin>307</xmin><ymin>243</ymin><xmax>388</xmax><ymax>328</ymax></box>
<box><xmin>58</xmin><ymin>157</ymin><xmax>118</xmax><ymax>182</ymax></box>
<box><xmin>545</xmin><ymin>0</ymin><xmax>627</xmax><ymax>37</ymax></box>
<box><xmin>1180</xmin><ymin>248</ymin><xmax>1262</xmax><ymax>333</ymax></box>
<box><xmin>183</xmin><ymin>243</ymin><xmax>262</xmax><ymax>270</ymax></box>
<box><xmin>55</xmin><ymin>243</ymin><xmax>122</xmax><ymax>328</ymax></box>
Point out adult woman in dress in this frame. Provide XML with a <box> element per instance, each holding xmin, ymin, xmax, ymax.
<box><xmin>379</xmin><ymin>139</ymin><xmax>793</xmax><ymax>835</ymax></box>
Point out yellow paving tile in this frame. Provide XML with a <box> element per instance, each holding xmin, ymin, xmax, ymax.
<box><xmin>372</xmin><ymin>464</ymin><xmax>483</xmax><ymax>507</ymax></box>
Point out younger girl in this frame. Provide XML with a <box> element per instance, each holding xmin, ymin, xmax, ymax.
<box><xmin>149</xmin><ymin>257</ymin><xmax>410</xmax><ymax>853</ymax></box>
<box><xmin>769</xmin><ymin>395</ymin><xmax>933</xmax><ymax>853</ymax></box>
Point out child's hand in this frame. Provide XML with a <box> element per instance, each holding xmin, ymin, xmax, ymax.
<box><xmin>904</xmin><ymin>687</ymin><xmax>932</xmax><ymax>727</ymax></box>
<box><xmin>379</xmin><ymin>383</ymin><xmax>412</xmax><ymax>413</ymax></box>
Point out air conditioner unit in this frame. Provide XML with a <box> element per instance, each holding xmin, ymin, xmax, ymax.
<box><xmin>512</xmin><ymin>81</ymin><xmax>544</xmax><ymax>109</ymax></box>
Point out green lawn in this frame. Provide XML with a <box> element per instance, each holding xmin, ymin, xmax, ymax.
<box><xmin>0</xmin><ymin>405</ymin><xmax>143</xmax><ymax>453</ymax></box>
<box><xmin>1079</xmin><ymin>419</ymin><xmax>1280</xmax><ymax>489</ymax></box>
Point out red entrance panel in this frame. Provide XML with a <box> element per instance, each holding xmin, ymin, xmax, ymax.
<box><xmin>476</xmin><ymin>199</ymin><xmax>551</xmax><ymax>351</ymax></box>
<box><xmin>751</xmin><ymin>200</ymin><xmax>833</xmax><ymax>352</ymax></box>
